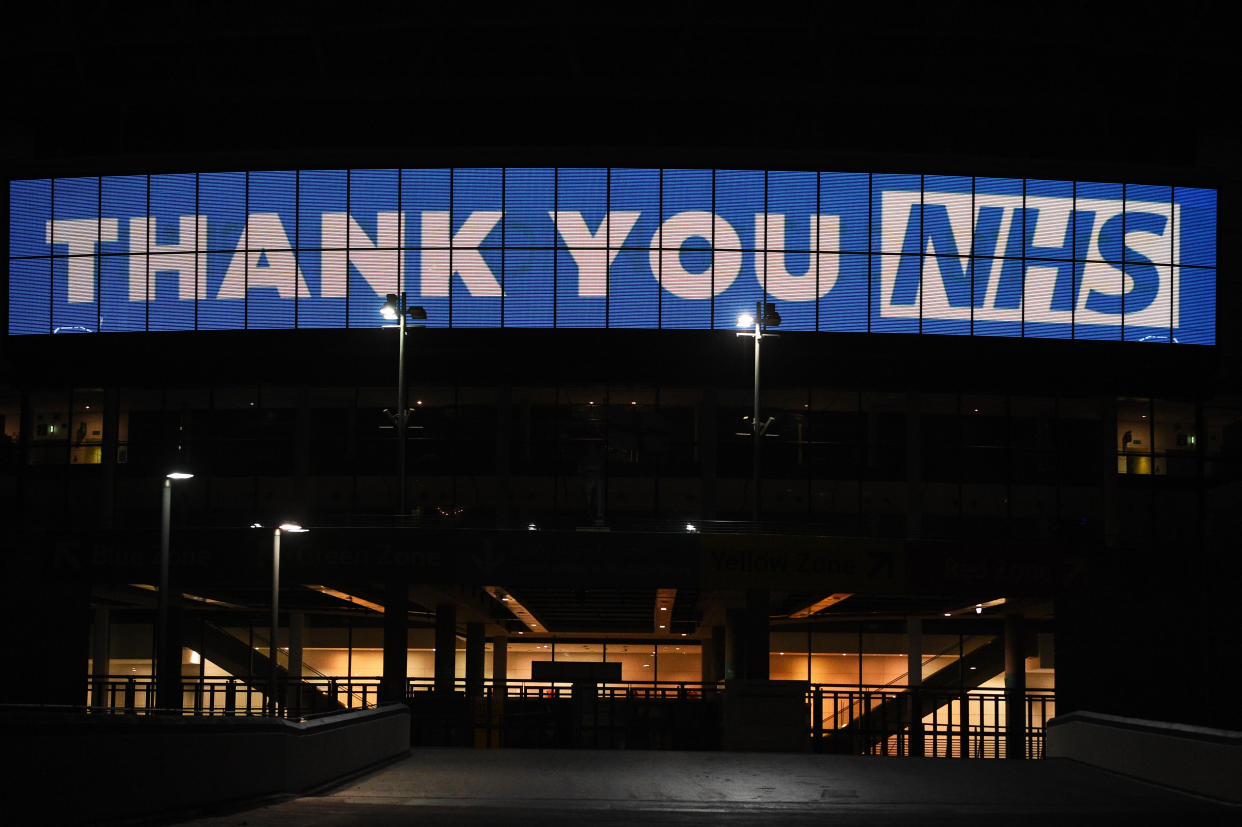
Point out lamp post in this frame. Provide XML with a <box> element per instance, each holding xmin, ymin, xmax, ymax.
<box><xmin>157</xmin><ymin>470</ymin><xmax>193</xmax><ymax>711</ymax></box>
<box><xmin>736</xmin><ymin>302</ymin><xmax>780</xmax><ymax>524</ymax></box>
<box><xmin>380</xmin><ymin>292</ymin><xmax>427</xmax><ymax>521</ymax></box>
<box><xmin>268</xmin><ymin>522</ymin><xmax>307</xmax><ymax>715</ymax></box>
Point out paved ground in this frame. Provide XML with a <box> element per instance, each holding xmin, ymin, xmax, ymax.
<box><xmin>179</xmin><ymin>748</ymin><xmax>1239</xmax><ymax>826</ymax></box>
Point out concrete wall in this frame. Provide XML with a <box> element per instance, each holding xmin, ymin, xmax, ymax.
<box><xmin>1046</xmin><ymin>710</ymin><xmax>1241</xmax><ymax>803</ymax></box>
<box><xmin>6</xmin><ymin>704</ymin><xmax>410</xmax><ymax>823</ymax></box>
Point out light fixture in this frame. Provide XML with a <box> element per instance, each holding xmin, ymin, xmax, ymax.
<box><xmin>736</xmin><ymin>312</ymin><xmax>755</xmax><ymax>328</ymax></box>
<box><xmin>379</xmin><ymin>295</ymin><xmax>399</xmax><ymax>320</ymax></box>
<box><xmin>527</xmin><ymin>522</ymin><xmax>538</xmax><ymax>531</ymax></box>
<box><xmin>279</xmin><ymin>522</ymin><xmax>308</xmax><ymax>533</ymax></box>
<box><xmin>250</xmin><ymin>522</ymin><xmax>263</xmax><ymax>529</ymax></box>
<box><xmin>685</xmin><ymin>523</ymin><xmax>697</xmax><ymax>532</ymax></box>
<box><xmin>659</xmin><ymin>607</ymin><xmax>667</xmax><ymax>611</ymax></box>
<box><xmin>166</xmin><ymin>471</ymin><xmax>194</xmax><ymax>480</ymax></box>
<box><xmin>975</xmin><ymin>604</ymin><xmax>983</xmax><ymax>614</ymax></box>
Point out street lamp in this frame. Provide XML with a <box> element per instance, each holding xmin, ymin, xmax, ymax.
<box><xmin>381</xmin><ymin>292</ymin><xmax>427</xmax><ymax>520</ymax></box>
<box><xmin>736</xmin><ymin>302</ymin><xmax>781</xmax><ymax>523</ymax></box>
<box><xmin>268</xmin><ymin>521</ymin><xmax>307</xmax><ymax>715</ymax></box>
<box><xmin>157</xmin><ymin>470</ymin><xmax>193</xmax><ymax>710</ymax></box>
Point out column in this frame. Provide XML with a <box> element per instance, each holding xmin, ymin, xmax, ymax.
<box><xmin>710</xmin><ymin>626</ymin><xmax>726</xmax><ymax>686</ymax></box>
<box><xmin>435</xmin><ymin>602</ymin><xmax>457</xmax><ymax>695</ymax></box>
<box><xmin>724</xmin><ymin>609</ymin><xmax>745</xmax><ymax>680</ymax></box>
<box><xmin>1005</xmin><ymin>612</ymin><xmax>1026</xmax><ymax>760</ymax></box>
<box><xmin>380</xmin><ymin>580</ymin><xmax>409</xmax><ymax>704</ymax></box>
<box><xmin>491</xmin><ymin>636</ymin><xmax>508</xmax><ymax>699</ymax></box>
<box><xmin>744</xmin><ymin>588</ymin><xmax>770</xmax><ymax>681</ymax></box>
<box><xmin>465</xmin><ymin>622</ymin><xmax>485</xmax><ymax>699</ymax></box>
<box><xmin>907</xmin><ymin>615</ymin><xmax>923</xmax><ymax>757</ymax></box>
<box><xmin>91</xmin><ymin>607</ymin><xmax>110</xmax><ymax>708</ymax></box>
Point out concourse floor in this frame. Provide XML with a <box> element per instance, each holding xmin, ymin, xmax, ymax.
<box><xmin>179</xmin><ymin>748</ymin><xmax>1238</xmax><ymax>826</ymax></box>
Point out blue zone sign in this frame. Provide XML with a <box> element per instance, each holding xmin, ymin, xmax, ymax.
<box><xmin>7</xmin><ymin>169</ymin><xmax>1217</xmax><ymax>343</ymax></box>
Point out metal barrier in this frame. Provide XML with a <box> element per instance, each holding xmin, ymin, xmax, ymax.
<box><xmin>809</xmin><ymin>684</ymin><xmax>1054</xmax><ymax>759</ymax></box>
<box><xmin>85</xmin><ymin>675</ymin><xmax>382</xmax><ymax>718</ymax></box>
<box><xmin>85</xmin><ymin>673</ymin><xmax>1052</xmax><ymax>757</ymax></box>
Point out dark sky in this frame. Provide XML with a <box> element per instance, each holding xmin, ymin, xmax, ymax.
<box><xmin>3</xmin><ymin>4</ymin><xmax>1238</xmax><ymax>178</ymax></box>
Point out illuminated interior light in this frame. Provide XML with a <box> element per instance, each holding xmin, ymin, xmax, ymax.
<box><xmin>789</xmin><ymin>593</ymin><xmax>853</xmax><ymax>618</ymax></box>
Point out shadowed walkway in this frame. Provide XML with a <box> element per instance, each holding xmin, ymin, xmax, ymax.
<box><xmin>180</xmin><ymin>748</ymin><xmax>1238</xmax><ymax>826</ymax></box>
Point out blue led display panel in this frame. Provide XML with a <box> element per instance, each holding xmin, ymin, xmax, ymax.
<box><xmin>6</xmin><ymin>168</ymin><xmax>1217</xmax><ymax>344</ymax></box>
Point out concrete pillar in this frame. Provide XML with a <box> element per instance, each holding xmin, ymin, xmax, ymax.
<box><xmin>492</xmin><ymin>636</ymin><xmax>508</xmax><ymax>698</ymax></box>
<box><xmin>701</xmin><ymin>626</ymin><xmax>724</xmax><ymax>685</ymax></box>
<box><xmin>465</xmin><ymin>622</ymin><xmax>485</xmax><ymax>699</ymax></box>
<box><xmin>907</xmin><ymin>615</ymin><xmax>923</xmax><ymax>757</ymax></box>
<box><xmin>724</xmin><ymin>609</ymin><xmax>745</xmax><ymax>680</ymax></box>
<box><xmin>744</xmin><ymin>588</ymin><xmax>770</xmax><ymax>681</ymax></box>
<box><xmin>380</xmin><ymin>580</ymin><xmax>408</xmax><ymax>704</ymax></box>
<box><xmin>1005</xmin><ymin>613</ymin><xmax>1027</xmax><ymax>760</ymax></box>
<box><xmin>158</xmin><ymin>601</ymin><xmax>184</xmax><ymax>711</ymax></box>
<box><xmin>91</xmin><ymin>607</ymin><xmax>110</xmax><ymax>707</ymax></box>
<box><xmin>435</xmin><ymin>603</ymin><xmax>457</xmax><ymax>695</ymax></box>
<box><xmin>710</xmin><ymin>625</ymin><xmax>726</xmax><ymax>686</ymax></box>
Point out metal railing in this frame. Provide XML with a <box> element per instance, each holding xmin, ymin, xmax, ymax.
<box><xmin>86</xmin><ymin>675</ymin><xmax>381</xmax><ymax>718</ymax></box>
<box><xmin>809</xmin><ymin>684</ymin><xmax>1055</xmax><ymax>759</ymax></box>
<box><xmin>406</xmin><ymin>676</ymin><xmax>711</xmax><ymax>701</ymax></box>
<box><xmin>85</xmin><ymin>673</ymin><xmax>1053</xmax><ymax>757</ymax></box>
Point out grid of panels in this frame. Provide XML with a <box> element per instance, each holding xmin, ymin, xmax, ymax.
<box><xmin>7</xmin><ymin>169</ymin><xmax>1216</xmax><ymax>344</ymax></box>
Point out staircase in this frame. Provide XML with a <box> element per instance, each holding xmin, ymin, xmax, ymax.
<box><xmin>181</xmin><ymin>620</ymin><xmax>345</xmax><ymax>715</ymax></box>
<box><xmin>823</xmin><ymin>636</ymin><xmax>1006</xmax><ymax>752</ymax></box>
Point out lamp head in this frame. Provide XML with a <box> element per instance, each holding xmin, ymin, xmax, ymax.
<box><xmin>166</xmin><ymin>471</ymin><xmax>194</xmax><ymax>480</ymax></box>
<box><xmin>761</xmin><ymin>303</ymin><xmax>782</xmax><ymax>328</ymax></box>
<box><xmin>736</xmin><ymin>312</ymin><xmax>755</xmax><ymax>329</ymax></box>
<box><xmin>380</xmin><ymin>294</ymin><xmax>400</xmax><ymax>320</ymax></box>
<box><xmin>278</xmin><ymin>522</ymin><xmax>308</xmax><ymax>533</ymax></box>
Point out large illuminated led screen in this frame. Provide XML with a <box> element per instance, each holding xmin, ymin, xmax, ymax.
<box><xmin>7</xmin><ymin>169</ymin><xmax>1216</xmax><ymax>343</ymax></box>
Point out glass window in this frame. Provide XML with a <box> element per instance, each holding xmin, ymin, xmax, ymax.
<box><xmin>0</xmin><ymin>392</ymin><xmax>20</xmax><ymax>471</ymax></box>
<box><xmin>70</xmin><ymin>389</ymin><xmax>104</xmax><ymax>465</ymax></box>
<box><xmin>30</xmin><ymin>390</ymin><xmax>69</xmax><ymax>465</ymax></box>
